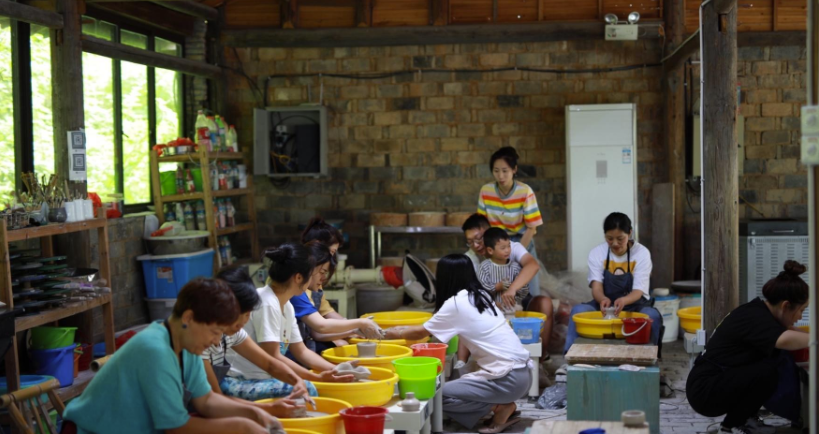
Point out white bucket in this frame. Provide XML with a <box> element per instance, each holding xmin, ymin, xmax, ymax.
<box><xmin>678</xmin><ymin>293</ymin><xmax>702</xmax><ymax>309</ymax></box>
<box><xmin>654</xmin><ymin>295</ymin><xmax>680</xmax><ymax>343</ymax></box>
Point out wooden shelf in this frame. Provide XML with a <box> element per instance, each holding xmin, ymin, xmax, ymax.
<box><xmin>157</xmin><ymin>192</ymin><xmax>204</xmax><ymax>203</ymax></box>
<box><xmin>216</xmin><ymin>223</ymin><xmax>254</xmax><ymax>236</ymax></box>
<box><xmin>5</xmin><ymin>218</ymin><xmax>107</xmax><ymax>243</ymax></box>
<box><xmin>212</xmin><ymin>188</ymin><xmax>252</xmax><ymax>198</ymax></box>
<box><xmin>155</xmin><ymin>151</ymin><xmax>247</xmax><ymax>163</ymax></box>
<box><xmin>207</xmin><ymin>151</ymin><xmax>246</xmax><ymax>160</ymax></box>
<box><xmin>15</xmin><ymin>294</ymin><xmax>112</xmax><ymax>331</ymax></box>
<box><xmin>56</xmin><ymin>368</ymin><xmax>96</xmax><ymax>402</ymax></box>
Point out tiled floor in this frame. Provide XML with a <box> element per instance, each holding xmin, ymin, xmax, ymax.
<box><xmin>442</xmin><ymin>341</ymin><xmax>802</xmax><ymax>434</ymax></box>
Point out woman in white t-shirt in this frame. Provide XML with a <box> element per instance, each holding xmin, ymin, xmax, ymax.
<box><xmin>225</xmin><ymin>244</ymin><xmax>353</xmax><ymax>402</ymax></box>
<box><xmin>563</xmin><ymin>212</ymin><xmax>663</xmax><ymax>353</ymax></box>
<box><xmin>386</xmin><ymin>254</ymin><xmax>531</xmax><ymax>434</ymax></box>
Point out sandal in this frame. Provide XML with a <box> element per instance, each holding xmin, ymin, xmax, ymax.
<box><xmin>478</xmin><ymin>417</ymin><xmax>521</xmax><ymax>434</ymax></box>
<box><xmin>482</xmin><ymin>411</ymin><xmax>521</xmax><ymax>426</ymax></box>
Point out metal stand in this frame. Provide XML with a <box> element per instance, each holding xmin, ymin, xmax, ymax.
<box><xmin>368</xmin><ymin>226</ymin><xmax>462</xmax><ymax>268</ymax></box>
<box><xmin>322</xmin><ymin>287</ymin><xmax>357</xmax><ymax>319</ymax></box>
<box><xmin>384</xmin><ymin>374</ymin><xmax>444</xmax><ymax>434</ymax></box>
<box><xmin>522</xmin><ymin>341</ymin><xmax>543</xmax><ymax>399</ymax></box>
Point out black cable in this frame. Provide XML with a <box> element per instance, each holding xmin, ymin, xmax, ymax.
<box><xmin>230</xmin><ymin>47</ymin><xmax>264</xmax><ymax>105</ymax></box>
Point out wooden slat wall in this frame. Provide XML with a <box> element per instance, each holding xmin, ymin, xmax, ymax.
<box><xmin>541</xmin><ymin>0</ymin><xmax>598</xmax><ymax>20</ymax></box>
<box><xmin>219</xmin><ymin>0</ymin><xmax>281</xmax><ymax>28</ymax></box>
<box><xmin>498</xmin><ymin>0</ymin><xmax>539</xmax><ymax>22</ymax></box>
<box><xmin>602</xmin><ymin>0</ymin><xmax>661</xmax><ymax>20</ymax></box>
<box><xmin>372</xmin><ymin>0</ymin><xmax>430</xmax><ymax>27</ymax></box>
<box><xmin>450</xmin><ymin>0</ymin><xmax>493</xmax><ymax>23</ymax></box>
<box><xmin>737</xmin><ymin>0</ymin><xmax>774</xmax><ymax>32</ymax></box>
<box><xmin>684</xmin><ymin>0</ymin><xmax>804</xmax><ymax>32</ymax></box>
<box><xmin>299</xmin><ymin>4</ymin><xmax>357</xmax><ymax>28</ymax></box>
<box><xmin>776</xmin><ymin>0</ymin><xmax>807</xmax><ymax>31</ymax></box>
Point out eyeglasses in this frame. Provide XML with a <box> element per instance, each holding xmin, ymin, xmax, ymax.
<box><xmin>465</xmin><ymin>236</ymin><xmax>484</xmax><ymax>248</ymax></box>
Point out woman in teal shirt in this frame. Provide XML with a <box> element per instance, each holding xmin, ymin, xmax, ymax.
<box><xmin>62</xmin><ymin>278</ymin><xmax>280</xmax><ymax>434</ymax></box>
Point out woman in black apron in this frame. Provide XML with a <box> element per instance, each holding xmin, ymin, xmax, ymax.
<box><xmin>563</xmin><ymin>212</ymin><xmax>663</xmax><ymax>353</ymax></box>
<box><xmin>687</xmin><ymin>260</ymin><xmax>810</xmax><ymax>434</ymax></box>
<box><xmin>62</xmin><ymin>278</ymin><xmax>280</xmax><ymax>434</ymax></box>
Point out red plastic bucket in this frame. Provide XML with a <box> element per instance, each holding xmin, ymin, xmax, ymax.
<box><xmin>411</xmin><ymin>343</ymin><xmax>448</xmax><ymax>369</ymax></box>
<box><xmin>621</xmin><ymin>318</ymin><xmax>652</xmax><ymax>344</ymax></box>
<box><xmin>340</xmin><ymin>406</ymin><xmax>392</xmax><ymax>434</ymax></box>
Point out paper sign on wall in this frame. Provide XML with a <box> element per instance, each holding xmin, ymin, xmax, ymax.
<box><xmin>67</xmin><ymin>129</ymin><xmax>87</xmax><ymax>182</ymax></box>
<box><xmin>622</xmin><ymin>147</ymin><xmax>632</xmax><ymax>164</ymax></box>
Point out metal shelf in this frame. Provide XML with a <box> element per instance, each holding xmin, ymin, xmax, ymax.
<box><xmin>368</xmin><ymin>225</ymin><xmax>463</xmax><ymax>268</ymax></box>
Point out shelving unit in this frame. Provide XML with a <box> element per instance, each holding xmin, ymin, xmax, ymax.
<box><xmin>0</xmin><ymin>218</ymin><xmax>115</xmax><ymax>396</ymax></box>
<box><xmin>149</xmin><ymin>150</ymin><xmax>260</xmax><ymax>270</ymax></box>
<box><xmin>368</xmin><ymin>226</ymin><xmax>462</xmax><ymax>269</ymax></box>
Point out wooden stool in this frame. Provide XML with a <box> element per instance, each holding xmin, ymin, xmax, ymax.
<box><xmin>567</xmin><ymin>365</ymin><xmax>660</xmax><ymax>434</ymax></box>
<box><xmin>323</xmin><ymin>287</ymin><xmax>357</xmax><ymax>319</ymax></box>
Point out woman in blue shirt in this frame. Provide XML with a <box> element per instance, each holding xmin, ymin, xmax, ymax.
<box><xmin>62</xmin><ymin>278</ymin><xmax>279</xmax><ymax>434</ymax></box>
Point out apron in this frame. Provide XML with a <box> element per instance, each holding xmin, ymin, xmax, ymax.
<box><xmin>163</xmin><ymin>320</ymin><xmax>193</xmax><ymax>410</ymax></box>
<box><xmin>210</xmin><ymin>334</ymin><xmax>231</xmax><ymax>384</ymax></box>
<box><xmin>600</xmin><ymin>246</ymin><xmax>650</xmax><ymax>310</ymax></box>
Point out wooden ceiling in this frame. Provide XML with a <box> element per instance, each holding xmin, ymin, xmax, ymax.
<box><xmin>199</xmin><ymin>0</ymin><xmax>805</xmax><ymax>33</ymax></box>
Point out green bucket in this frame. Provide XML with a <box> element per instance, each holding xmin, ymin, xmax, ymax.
<box><xmin>446</xmin><ymin>336</ymin><xmax>459</xmax><ymax>355</ymax></box>
<box><xmin>30</xmin><ymin>327</ymin><xmax>77</xmax><ymax>350</ymax></box>
<box><xmin>160</xmin><ymin>169</ymin><xmax>203</xmax><ymax>196</ymax></box>
<box><xmin>398</xmin><ymin>376</ymin><xmax>437</xmax><ymax>399</ymax></box>
<box><xmin>393</xmin><ymin>356</ymin><xmax>442</xmax><ymax>379</ymax></box>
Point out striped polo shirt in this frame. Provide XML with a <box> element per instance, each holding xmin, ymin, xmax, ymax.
<box><xmin>477</xmin><ymin>181</ymin><xmax>543</xmax><ymax>235</ymax></box>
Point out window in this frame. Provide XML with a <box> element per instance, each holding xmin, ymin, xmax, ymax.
<box><xmin>30</xmin><ymin>25</ymin><xmax>53</xmax><ymax>178</ymax></box>
<box><xmin>81</xmin><ymin>19</ymin><xmax>184</xmax><ymax>205</ymax></box>
<box><xmin>0</xmin><ymin>18</ymin><xmax>12</xmax><ymax>199</ymax></box>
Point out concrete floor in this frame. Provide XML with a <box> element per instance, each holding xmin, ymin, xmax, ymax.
<box><xmin>442</xmin><ymin>340</ymin><xmax>803</xmax><ymax>434</ymax></box>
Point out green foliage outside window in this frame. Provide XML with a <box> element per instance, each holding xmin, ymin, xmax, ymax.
<box><xmin>0</xmin><ymin>18</ymin><xmax>13</xmax><ymax>203</ymax></box>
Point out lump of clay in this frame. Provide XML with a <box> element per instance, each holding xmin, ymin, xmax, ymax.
<box><xmin>335</xmin><ymin>361</ymin><xmax>372</xmax><ymax>381</ymax></box>
<box><xmin>269</xmin><ymin>428</ymin><xmax>286</xmax><ymax>434</ymax></box>
<box><xmin>289</xmin><ymin>398</ymin><xmax>308</xmax><ymax>418</ymax></box>
<box><xmin>602</xmin><ymin>307</ymin><xmax>618</xmax><ymax>320</ymax></box>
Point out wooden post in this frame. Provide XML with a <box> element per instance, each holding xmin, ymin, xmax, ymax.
<box><xmin>663</xmin><ymin>0</ymin><xmax>686</xmax><ymax>282</ymax></box>
<box><xmin>701</xmin><ymin>0</ymin><xmax>739</xmax><ymax>334</ymax></box>
<box><xmin>807</xmin><ymin>0</ymin><xmax>819</xmax><ymax>426</ymax></box>
<box><xmin>429</xmin><ymin>0</ymin><xmax>448</xmax><ymax>25</ymax></box>
<box><xmin>355</xmin><ymin>0</ymin><xmax>371</xmax><ymax>27</ymax></box>
<box><xmin>281</xmin><ymin>0</ymin><xmax>297</xmax><ymax>28</ymax></box>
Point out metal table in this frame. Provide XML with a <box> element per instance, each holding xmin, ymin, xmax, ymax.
<box><xmin>369</xmin><ymin>226</ymin><xmax>462</xmax><ymax>269</ymax></box>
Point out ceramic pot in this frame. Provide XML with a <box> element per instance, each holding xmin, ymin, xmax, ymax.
<box><xmin>357</xmin><ymin>342</ymin><xmax>377</xmax><ymax>358</ymax></box>
<box><xmin>48</xmin><ymin>207</ymin><xmax>67</xmax><ymax>223</ymax></box>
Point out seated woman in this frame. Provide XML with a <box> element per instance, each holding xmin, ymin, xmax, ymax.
<box><xmin>687</xmin><ymin>260</ymin><xmax>810</xmax><ymax>434</ymax></box>
<box><xmin>225</xmin><ymin>243</ymin><xmax>353</xmax><ymax>401</ymax></box>
<box><xmin>564</xmin><ymin>212</ymin><xmax>663</xmax><ymax>353</ymax></box>
<box><xmin>290</xmin><ymin>241</ymin><xmax>382</xmax><ymax>355</ymax></box>
<box><xmin>62</xmin><ymin>278</ymin><xmax>279</xmax><ymax>434</ymax></box>
<box><xmin>293</xmin><ymin>217</ymin><xmax>359</xmax><ymax>352</ymax></box>
<box><xmin>202</xmin><ymin>266</ymin><xmax>351</xmax><ymax>415</ymax></box>
<box><xmin>385</xmin><ymin>254</ymin><xmax>531</xmax><ymax>434</ymax></box>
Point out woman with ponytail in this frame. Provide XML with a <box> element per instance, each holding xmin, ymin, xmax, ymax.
<box><xmin>687</xmin><ymin>260</ymin><xmax>810</xmax><ymax>434</ymax></box>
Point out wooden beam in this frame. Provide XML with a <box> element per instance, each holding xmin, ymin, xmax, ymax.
<box><xmin>87</xmin><ymin>2</ymin><xmax>196</xmax><ymax>35</ymax></box>
<box><xmin>714</xmin><ymin>0</ymin><xmax>736</xmax><ymax>14</ymax></box>
<box><xmin>355</xmin><ymin>0</ymin><xmax>372</xmax><ymax>27</ymax></box>
<box><xmin>0</xmin><ymin>0</ymin><xmax>63</xmax><ymax>28</ymax></box>
<box><xmin>223</xmin><ymin>21</ymin><xmax>662</xmax><ymax>47</ymax></box>
<box><xmin>701</xmin><ymin>0</ymin><xmax>739</xmax><ymax>335</ymax></box>
<box><xmin>430</xmin><ymin>0</ymin><xmax>448</xmax><ymax>25</ymax></box>
<box><xmin>281</xmin><ymin>0</ymin><xmax>297</xmax><ymax>28</ymax></box>
<box><xmin>150</xmin><ymin>0</ymin><xmax>218</xmax><ymax>21</ymax></box>
<box><xmin>663</xmin><ymin>0</ymin><xmax>686</xmax><ymax>283</ymax></box>
<box><xmin>737</xmin><ymin>31</ymin><xmax>805</xmax><ymax>46</ymax></box>
<box><xmin>807</xmin><ymin>0</ymin><xmax>819</xmax><ymax>425</ymax></box>
<box><xmin>82</xmin><ymin>35</ymin><xmax>223</xmax><ymax>78</ymax></box>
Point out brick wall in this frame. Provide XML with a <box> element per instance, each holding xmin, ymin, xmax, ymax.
<box><xmin>185</xmin><ymin>21</ymin><xmax>208</xmax><ymax>134</ymax></box>
<box><xmin>223</xmin><ymin>41</ymin><xmax>666</xmax><ymax>270</ymax></box>
<box><xmin>91</xmin><ymin>217</ymin><xmax>148</xmax><ymax>340</ymax></box>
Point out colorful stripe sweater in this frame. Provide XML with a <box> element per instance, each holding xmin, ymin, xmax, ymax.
<box><xmin>477</xmin><ymin>181</ymin><xmax>543</xmax><ymax>235</ymax></box>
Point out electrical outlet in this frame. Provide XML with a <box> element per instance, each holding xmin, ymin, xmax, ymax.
<box><xmin>801</xmin><ymin>106</ymin><xmax>819</xmax><ymax>165</ymax></box>
<box><xmin>696</xmin><ymin>329</ymin><xmax>706</xmax><ymax>346</ymax></box>
<box><xmin>605</xmin><ymin>25</ymin><xmax>639</xmax><ymax>41</ymax></box>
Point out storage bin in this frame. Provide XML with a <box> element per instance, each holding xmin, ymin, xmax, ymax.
<box><xmin>159</xmin><ymin>169</ymin><xmax>202</xmax><ymax>196</ymax></box>
<box><xmin>510</xmin><ymin>317</ymin><xmax>543</xmax><ymax>344</ymax></box>
<box><xmin>654</xmin><ymin>294</ymin><xmax>680</xmax><ymax>343</ymax></box>
<box><xmin>30</xmin><ymin>345</ymin><xmax>75</xmax><ymax>387</ymax></box>
<box><xmin>146</xmin><ymin>298</ymin><xmax>176</xmax><ymax>322</ymax></box>
<box><xmin>138</xmin><ymin>249</ymin><xmax>214</xmax><ymax>299</ymax></box>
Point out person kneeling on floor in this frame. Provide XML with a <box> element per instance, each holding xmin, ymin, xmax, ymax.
<box><xmin>687</xmin><ymin>260</ymin><xmax>810</xmax><ymax>434</ymax></box>
<box><xmin>385</xmin><ymin>254</ymin><xmax>531</xmax><ymax>434</ymax></box>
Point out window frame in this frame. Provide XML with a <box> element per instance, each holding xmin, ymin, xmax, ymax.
<box><xmin>9</xmin><ymin>13</ymin><xmax>186</xmax><ymax>212</ymax></box>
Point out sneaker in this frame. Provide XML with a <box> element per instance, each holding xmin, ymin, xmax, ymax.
<box><xmin>555</xmin><ymin>364</ymin><xmax>568</xmax><ymax>376</ymax></box>
<box><xmin>453</xmin><ymin>360</ymin><xmax>466</xmax><ymax>370</ymax></box>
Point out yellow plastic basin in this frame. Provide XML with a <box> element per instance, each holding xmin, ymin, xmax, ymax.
<box><xmin>349</xmin><ymin>336</ymin><xmax>430</xmax><ymax>347</ymax></box>
<box><xmin>310</xmin><ymin>366</ymin><xmax>398</xmax><ymax>407</ymax></box>
<box><xmin>254</xmin><ymin>397</ymin><xmax>351</xmax><ymax>434</ymax></box>
<box><xmin>678</xmin><ymin>306</ymin><xmax>702</xmax><ymax>334</ymax></box>
<box><xmin>362</xmin><ymin>311</ymin><xmax>432</xmax><ymax>328</ymax></box>
<box><xmin>286</xmin><ymin>430</ymin><xmax>322</xmax><ymax>434</ymax></box>
<box><xmin>322</xmin><ymin>343</ymin><xmax>412</xmax><ymax>372</ymax></box>
<box><xmin>573</xmin><ymin>311</ymin><xmax>650</xmax><ymax>339</ymax></box>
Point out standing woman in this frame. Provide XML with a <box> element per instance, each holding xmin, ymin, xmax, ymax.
<box><xmin>385</xmin><ymin>254</ymin><xmax>531</xmax><ymax>434</ymax></box>
<box><xmin>687</xmin><ymin>261</ymin><xmax>809</xmax><ymax>434</ymax></box>
<box><xmin>62</xmin><ymin>279</ymin><xmax>279</xmax><ymax>434</ymax></box>
<box><xmin>564</xmin><ymin>212</ymin><xmax>662</xmax><ymax>353</ymax></box>
<box><xmin>478</xmin><ymin>146</ymin><xmax>543</xmax><ymax>296</ymax></box>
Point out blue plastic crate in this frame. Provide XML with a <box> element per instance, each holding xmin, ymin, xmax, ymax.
<box><xmin>137</xmin><ymin>249</ymin><xmax>214</xmax><ymax>299</ymax></box>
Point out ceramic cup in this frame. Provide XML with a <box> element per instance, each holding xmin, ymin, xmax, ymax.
<box><xmin>356</xmin><ymin>342</ymin><xmax>377</xmax><ymax>358</ymax></box>
<box><xmin>65</xmin><ymin>201</ymin><xmax>77</xmax><ymax>222</ymax></box>
<box><xmin>83</xmin><ymin>199</ymin><xmax>94</xmax><ymax>220</ymax></box>
<box><xmin>48</xmin><ymin>207</ymin><xmax>67</xmax><ymax>223</ymax></box>
<box><xmin>72</xmin><ymin>200</ymin><xmax>85</xmax><ymax>221</ymax></box>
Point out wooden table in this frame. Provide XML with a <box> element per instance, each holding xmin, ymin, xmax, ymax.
<box><xmin>531</xmin><ymin>420</ymin><xmax>649</xmax><ymax>434</ymax></box>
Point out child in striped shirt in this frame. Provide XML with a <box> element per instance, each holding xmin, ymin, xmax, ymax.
<box><xmin>478</xmin><ymin>228</ymin><xmax>528</xmax><ymax>313</ymax></box>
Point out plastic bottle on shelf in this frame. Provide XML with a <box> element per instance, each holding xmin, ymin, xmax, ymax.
<box><xmin>226</xmin><ymin>199</ymin><xmax>236</xmax><ymax>227</ymax></box>
<box><xmin>196</xmin><ymin>200</ymin><xmax>206</xmax><ymax>231</ymax></box>
<box><xmin>213</xmin><ymin>202</ymin><xmax>220</xmax><ymax>229</ymax></box>
<box><xmin>195</xmin><ymin>110</ymin><xmax>212</xmax><ymax>152</ymax></box>
<box><xmin>175</xmin><ymin>165</ymin><xmax>185</xmax><ymax>194</ymax></box>
<box><xmin>207</xmin><ymin>116</ymin><xmax>220</xmax><ymax>151</ymax></box>
<box><xmin>165</xmin><ymin>204</ymin><xmax>176</xmax><ymax>222</ymax></box>
<box><xmin>185</xmin><ymin>169</ymin><xmax>196</xmax><ymax>193</ymax></box>
<box><xmin>218</xmin><ymin>237</ymin><xmax>228</xmax><ymax>265</ymax></box>
<box><xmin>238</xmin><ymin>164</ymin><xmax>247</xmax><ymax>189</ymax></box>
<box><xmin>215</xmin><ymin>116</ymin><xmax>228</xmax><ymax>152</ymax></box>
<box><xmin>224</xmin><ymin>237</ymin><xmax>233</xmax><ymax>265</ymax></box>
<box><xmin>218</xmin><ymin>200</ymin><xmax>227</xmax><ymax>229</ymax></box>
<box><xmin>175</xmin><ymin>202</ymin><xmax>185</xmax><ymax>225</ymax></box>
<box><xmin>227</xmin><ymin>125</ymin><xmax>238</xmax><ymax>152</ymax></box>
<box><xmin>231</xmin><ymin>163</ymin><xmax>240</xmax><ymax>189</ymax></box>
<box><xmin>210</xmin><ymin>165</ymin><xmax>219</xmax><ymax>191</ymax></box>
<box><xmin>183</xmin><ymin>202</ymin><xmax>195</xmax><ymax>231</ymax></box>
<box><xmin>217</xmin><ymin>163</ymin><xmax>227</xmax><ymax>190</ymax></box>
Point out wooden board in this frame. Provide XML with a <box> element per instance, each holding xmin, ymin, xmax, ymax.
<box><xmin>299</xmin><ymin>4</ymin><xmax>357</xmax><ymax>28</ymax></box>
<box><xmin>541</xmin><ymin>0</ymin><xmax>597</xmax><ymax>20</ymax></box>
<box><xmin>603</xmin><ymin>0</ymin><xmax>661</xmax><ymax>20</ymax></box>
<box><xmin>651</xmin><ymin>183</ymin><xmax>674</xmax><ymax>290</ymax></box>
<box><xmin>372</xmin><ymin>0</ymin><xmax>430</xmax><ymax>27</ymax></box>
<box><xmin>776</xmin><ymin>0</ymin><xmax>807</xmax><ymax>31</ymax></box>
<box><xmin>497</xmin><ymin>0</ymin><xmax>539</xmax><ymax>23</ymax></box>
<box><xmin>450</xmin><ymin>0</ymin><xmax>493</xmax><ymax>23</ymax></box>
<box><xmin>533</xmin><ymin>420</ymin><xmax>650</xmax><ymax>434</ymax></box>
<box><xmin>565</xmin><ymin>344</ymin><xmax>658</xmax><ymax>366</ymax></box>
